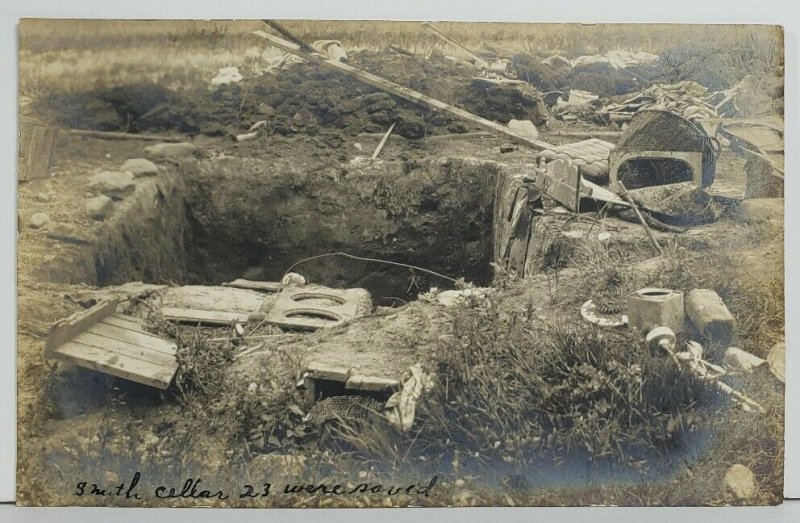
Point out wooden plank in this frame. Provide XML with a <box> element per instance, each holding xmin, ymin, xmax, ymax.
<box><xmin>45</xmin><ymin>299</ymin><xmax>120</xmax><ymax>359</ymax></box>
<box><xmin>87</xmin><ymin>323</ymin><xmax>176</xmax><ymax>356</ymax></box>
<box><xmin>252</xmin><ymin>30</ymin><xmax>555</xmax><ymax>152</ymax></box>
<box><xmin>23</xmin><ymin>126</ymin><xmax>60</xmax><ymax>181</ymax></box>
<box><xmin>161</xmin><ymin>307</ymin><xmax>249</xmax><ymax>325</ymax></box>
<box><xmin>54</xmin><ymin>340</ymin><xmax>176</xmax><ymax>389</ymax></box>
<box><xmin>68</xmin><ymin>129</ymin><xmax>183</xmax><ymax>142</ymax></box>
<box><xmin>345</xmin><ymin>374</ymin><xmax>401</xmax><ymax>392</ymax></box>
<box><xmin>221</xmin><ymin>279</ymin><xmax>282</xmax><ymax>292</ymax></box>
<box><xmin>101</xmin><ymin>313</ymin><xmax>145</xmax><ymax>330</ymax></box>
<box><xmin>72</xmin><ymin>331</ymin><xmax>177</xmax><ymax>367</ymax></box>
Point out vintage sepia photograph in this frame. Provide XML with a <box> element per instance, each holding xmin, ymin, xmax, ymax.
<box><xmin>15</xmin><ymin>19</ymin><xmax>785</xmax><ymax>507</ymax></box>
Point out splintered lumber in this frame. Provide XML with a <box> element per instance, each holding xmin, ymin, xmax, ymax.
<box><xmin>252</xmin><ymin>30</ymin><xmax>555</xmax><ymax>151</ymax></box>
<box><xmin>45</xmin><ymin>299</ymin><xmax>178</xmax><ymax>389</ymax></box>
<box><xmin>161</xmin><ymin>307</ymin><xmax>250</xmax><ymax>325</ymax></box>
<box><xmin>371</xmin><ymin>122</ymin><xmax>396</xmax><ymax>160</ymax></box>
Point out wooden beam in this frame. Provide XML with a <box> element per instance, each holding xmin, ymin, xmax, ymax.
<box><xmin>69</xmin><ymin>129</ymin><xmax>183</xmax><ymax>142</ymax></box>
<box><xmin>252</xmin><ymin>30</ymin><xmax>555</xmax><ymax>152</ymax></box>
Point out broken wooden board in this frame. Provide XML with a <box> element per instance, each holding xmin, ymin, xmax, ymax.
<box><xmin>45</xmin><ymin>299</ymin><xmax>178</xmax><ymax>389</ymax></box>
<box><xmin>160</xmin><ymin>285</ymin><xmax>268</xmax><ymax>315</ymax></box>
<box><xmin>533</xmin><ymin>159</ymin><xmax>583</xmax><ymax>212</ymax></box>
<box><xmin>221</xmin><ymin>279</ymin><xmax>282</xmax><ymax>293</ymax></box>
<box><xmin>529</xmin><ymin>158</ymin><xmax>630</xmax><ymax>211</ymax></box>
<box><xmin>161</xmin><ymin>307</ymin><xmax>250</xmax><ymax>325</ymax></box>
<box><xmin>266</xmin><ymin>285</ymin><xmax>370</xmax><ymax>331</ymax></box>
<box><xmin>302</xmin><ymin>361</ymin><xmax>401</xmax><ymax>403</ymax></box>
<box><xmin>252</xmin><ymin>30</ymin><xmax>555</xmax><ymax>151</ymax></box>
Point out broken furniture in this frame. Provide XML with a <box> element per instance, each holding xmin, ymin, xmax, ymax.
<box><xmin>627</xmin><ymin>288</ymin><xmax>685</xmax><ymax>334</ymax></box>
<box><xmin>45</xmin><ymin>299</ymin><xmax>178</xmax><ymax>389</ymax></box>
<box><xmin>609</xmin><ymin>110</ymin><xmax>718</xmax><ymax>190</ymax></box>
<box><xmin>533</xmin><ymin>158</ymin><xmax>584</xmax><ymax>213</ymax></box>
<box><xmin>266</xmin><ymin>284</ymin><xmax>371</xmax><ymax>330</ymax></box>
<box><xmin>527</xmin><ymin>156</ymin><xmax>630</xmax><ymax>214</ymax></box>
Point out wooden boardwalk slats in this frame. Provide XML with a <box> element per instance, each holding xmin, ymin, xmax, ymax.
<box><xmin>46</xmin><ymin>299</ymin><xmax>178</xmax><ymax>389</ymax></box>
<box><xmin>56</xmin><ymin>340</ymin><xmax>176</xmax><ymax>389</ymax></box>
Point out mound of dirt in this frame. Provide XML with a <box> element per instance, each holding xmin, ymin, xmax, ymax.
<box><xmin>460</xmin><ymin>79</ymin><xmax>550</xmax><ymax>126</ymax></box>
<box><xmin>35</xmin><ymin>49</ymin><xmax>553</xmax><ymax>141</ymax></box>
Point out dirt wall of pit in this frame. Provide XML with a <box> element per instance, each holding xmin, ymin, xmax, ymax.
<box><xmin>37</xmin><ymin>169</ymin><xmax>197</xmax><ymax>287</ymax></box>
<box><xmin>181</xmin><ymin>156</ymin><xmax>499</xmax><ymax>300</ymax></box>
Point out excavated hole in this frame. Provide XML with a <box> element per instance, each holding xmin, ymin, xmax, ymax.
<box><xmin>89</xmin><ymin>156</ymin><xmax>500</xmax><ymax>305</ymax></box>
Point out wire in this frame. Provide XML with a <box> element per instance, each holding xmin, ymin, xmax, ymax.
<box><xmin>282</xmin><ymin>252</ymin><xmax>458</xmax><ymax>284</ymax></box>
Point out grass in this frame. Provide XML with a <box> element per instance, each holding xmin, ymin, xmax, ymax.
<box><xmin>18</xmin><ymin>20</ymin><xmax>783</xmax><ymax>98</ymax></box>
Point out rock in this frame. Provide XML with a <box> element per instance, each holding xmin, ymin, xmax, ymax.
<box><xmin>34</xmin><ymin>193</ymin><xmax>51</xmax><ymax>203</ymax></box>
<box><xmin>257</xmin><ymin>103</ymin><xmax>274</xmax><ymax>115</ymax></box>
<box><xmin>143</xmin><ymin>142</ymin><xmax>197</xmax><ymax>160</ymax></box>
<box><xmin>28</xmin><ymin>213</ymin><xmax>50</xmax><ymax>229</ymax></box>
<box><xmin>47</xmin><ymin>222</ymin><xmax>90</xmax><ymax>244</ymax></box>
<box><xmin>723</xmin><ymin>347</ymin><xmax>766</xmax><ymax>373</ymax></box>
<box><xmin>86</xmin><ymin>195</ymin><xmax>113</xmax><ymax>220</ymax></box>
<box><xmin>437</xmin><ymin>288</ymin><xmax>487</xmax><ymax>307</ymax></box>
<box><xmin>767</xmin><ymin>341</ymin><xmax>785</xmax><ymax>383</ymax></box>
<box><xmin>685</xmin><ymin>289</ymin><xmax>736</xmax><ymax>344</ymax></box>
<box><xmin>724</xmin><ymin>464</ymin><xmax>756</xmax><ymax>500</ymax></box>
<box><xmin>507</xmin><ymin>119</ymin><xmax>539</xmax><ymax>139</ymax></box>
<box><xmin>737</xmin><ymin>198</ymin><xmax>783</xmax><ymax>223</ymax></box>
<box><xmin>89</xmin><ymin>170</ymin><xmax>135</xmax><ymax>198</ymax></box>
<box><xmin>210</xmin><ymin>66</ymin><xmax>243</xmax><ymax>87</ymax></box>
<box><xmin>121</xmin><ymin>158</ymin><xmax>159</xmax><ymax>178</ymax></box>
<box><xmin>281</xmin><ymin>272</ymin><xmax>306</xmax><ymax>286</ymax></box>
